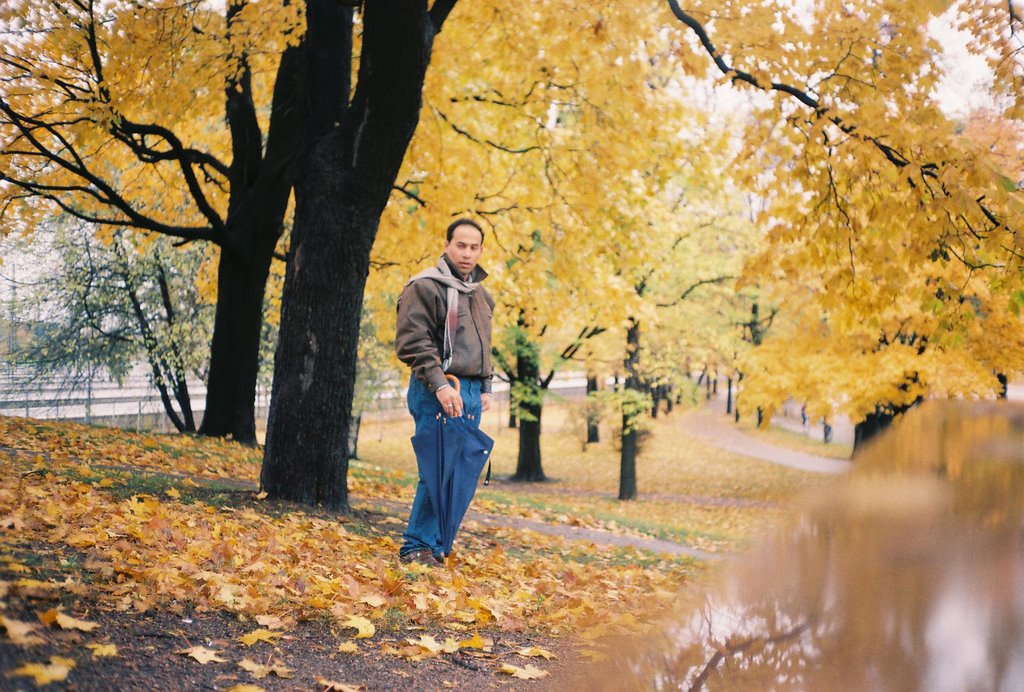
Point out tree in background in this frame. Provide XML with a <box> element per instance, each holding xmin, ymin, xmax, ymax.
<box><xmin>661</xmin><ymin>0</ymin><xmax>1024</xmax><ymax>445</ymax></box>
<box><xmin>366</xmin><ymin>3</ymin><xmax>697</xmax><ymax>485</ymax></box>
<box><xmin>6</xmin><ymin>221</ymin><xmax>212</xmax><ymax>431</ymax></box>
<box><xmin>348</xmin><ymin>309</ymin><xmax>403</xmax><ymax>461</ymax></box>
<box><xmin>0</xmin><ymin>1</ymin><xmax>303</xmax><ymax>443</ymax></box>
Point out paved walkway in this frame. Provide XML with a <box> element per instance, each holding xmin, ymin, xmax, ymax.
<box><xmin>680</xmin><ymin>407</ymin><xmax>852</xmax><ymax>475</ymax></box>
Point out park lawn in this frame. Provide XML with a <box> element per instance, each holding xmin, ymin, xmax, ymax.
<box><xmin>0</xmin><ymin>405</ymin><xmax>824</xmax><ymax>687</ymax></box>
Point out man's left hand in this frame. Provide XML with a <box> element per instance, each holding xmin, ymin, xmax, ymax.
<box><xmin>481</xmin><ymin>393</ymin><xmax>492</xmax><ymax>412</ymax></box>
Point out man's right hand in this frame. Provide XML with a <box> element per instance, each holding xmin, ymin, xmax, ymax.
<box><xmin>435</xmin><ymin>385</ymin><xmax>463</xmax><ymax>417</ymax></box>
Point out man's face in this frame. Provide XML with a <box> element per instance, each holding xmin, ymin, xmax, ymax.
<box><xmin>445</xmin><ymin>224</ymin><xmax>484</xmax><ymax>278</ymax></box>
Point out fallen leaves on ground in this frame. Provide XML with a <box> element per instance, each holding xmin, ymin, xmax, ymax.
<box><xmin>237</xmin><ymin>657</ymin><xmax>294</xmax><ymax>679</ymax></box>
<box><xmin>315</xmin><ymin>676</ymin><xmax>366</xmax><ymax>691</ymax></box>
<box><xmin>1</xmin><ymin>443</ymin><xmax>690</xmax><ymax>648</ymax></box>
<box><xmin>0</xmin><ymin>615</ymin><xmax>46</xmax><ymax>646</ymax></box>
<box><xmin>38</xmin><ymin>608</ymin><xmax>101</xmax><ymax>632</ymax></box>
<box><xmin>8</xmin><ymin>655</ymin><xmax>76</xmax><ymax>685</ymax></box>
<box><xmin>178</xmin><ymin>645</ymin><xmax>227</xmax><ymax>664</ymax></box>
<box><xmin>499</xmin><ymin>662</ymin><xmax>549</xmax><ymax>679</ymax></box>
<box><xmin>340</xmin><ymin>616</ymin><xmax>376</xmax><ymax>640</ymax></box>
<box><xmin>85</xmin><ymin>643</ymin><xmax>118</xmax><ymax>658</ymax></box>
<box><xmin>517</xmin><ymin>645</ymin><xmax>557</xmax><ymax>659</ymax></box>
<box><xmin>0</xmin><ymin>407</ymin><xmax>815</xmax><ymax>685</ymax></box>
<box><xmin>238</xmin><ymin>628</ymin><xmax>283</xmax><ymax>646</ymax></box>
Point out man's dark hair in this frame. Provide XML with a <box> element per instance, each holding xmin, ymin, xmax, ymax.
<box><xmin>446</xmin><ymin>218</ymin><xmax>484</xmax><ymax>243</ymax></box>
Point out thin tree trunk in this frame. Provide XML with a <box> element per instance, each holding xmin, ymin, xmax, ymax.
<box><xmin>154</xmin><ymin>259</ymin><xmax>196</xmax><ymax>431</ymax></box>
<box><xmin>513</xmin><ymin>400</ymin><xmax>545</xmax><ymax>482</ymax></box>
<box><xmin>619</xmin><ymin>419</ymin><xmax>637</xmax><ymax>500</ymax></box>
<box><xmin>619</xmin><ymin>318</ymin><xmax>641</xmax><ymax>501</ymax></box>
<box><xmin>586</xmin><ymin>374</ymin><xmax>600</xmax><ymax>443</ymax></box>
<box><xmin>117</xmin><ymin>248</ymin><xmax>194</xmax><ymax>433</ymax></box>
<box><xmin>512</xmin><ymin>338</ymin><xmax>545</xmax><ymax>482</ymax></box>
<box><xmin>347</xmin><ymin>413</ymin><xmax>361</xmax><ymax>459</ymax></box>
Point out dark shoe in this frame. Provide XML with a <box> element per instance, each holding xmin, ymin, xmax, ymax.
<box><xmin>400</xmin><ymin>549</ymin><xmax>441</xmax><ymax>567</ymax></box>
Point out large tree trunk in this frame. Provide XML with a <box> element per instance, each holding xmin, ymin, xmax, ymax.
<box><xmin>199</xmin><ymin>244</ymin><xmax>274</xmax><ymax>444</ymax></box>
<box><xmin>261</xmin><ymin>1</ymin><xmax>438</xmax><ymax>510</ymax></box>
<box><xmin>199</xmin><ymin>37</ymin><xmax>304</xmax><ymax>444</ymax></box>
<box><xmin>619</xmin><ymin>318</ymin><xmax>641</xmax><ymax>501</ymax></box>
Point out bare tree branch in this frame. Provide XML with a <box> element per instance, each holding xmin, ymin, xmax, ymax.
<box><xmin>657</xmin><ymin>275</ymin><xmax>736</xmax><ymax>308</ymax></box>
<box><xmin>429</xmin><ymin>0</ymin><xmax>458</xmax><ymax>33</ymax></box>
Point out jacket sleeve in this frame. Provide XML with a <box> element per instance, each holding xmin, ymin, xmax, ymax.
<box><xmin>395</xmin><ymin>280</ymin><xmax>449</xmax><ymax>392</ymax></box>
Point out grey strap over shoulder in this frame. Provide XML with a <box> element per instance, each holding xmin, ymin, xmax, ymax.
<box><xmin>441</xmin><ymin>284</ymin><xmax>458</xmax><ymax>372</ymax></box>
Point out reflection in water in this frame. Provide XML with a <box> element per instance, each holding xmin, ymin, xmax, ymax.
<box><xmin>602</xmin><ymin>401</ymin><xmax>1024</xmax><ymax>691</ymax></box>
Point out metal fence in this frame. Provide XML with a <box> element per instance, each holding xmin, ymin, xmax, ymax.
<box><xmin>0</xmin><ymin>362</ymin><xmax>237</xmax><ymax>432</ymax></box>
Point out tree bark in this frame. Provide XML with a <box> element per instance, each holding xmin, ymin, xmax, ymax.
<box><xmin>512</xmin><ymin>337</ymin><xmax>546</xmax><ymax>482</ymax></box>
<box><xmin>586</xmin><ymin>374</ymin><xmax>600</xmax><ymax>443</ymax></box>
<box><xmin>619</xmin><ymin>420</ymin><xmax>638</xmax><ymax>500</ymax></box>
<box><xmin>261</xmin><ymin>1</ymin><xmax>438</xmax><ymax>510</ymax></box>
<box><xmin>199</xmin><ymin>40</ymin><xmax>305</xmax><ymax>443</ymax></box>
<box><xmin>854</xmin><ymin>407</ymin><xmax>894</xmax><ymax>451</ymax></box>
<box><xmin>199</xmin><ymin>243</ymin><xmax>275</xmax><ymax>444</ymax></box>
<box><xmin>619</xmin><ymin>318</ymin><xmax>641</xmax><ymax>500</ymax></box>
<box><xmin>347</xmin><ymin>413</ymin><xmax>361</xmax><ymax>460</ymax></box>
<box><xmin>513</xmin><ymin>400</ymin><xmax>545</xmax><ymax>482</ymax></box>
<box><xmin>853</xmin><ymin>401</ymin><xmax>918</xmax><ymax>452</ymax></box>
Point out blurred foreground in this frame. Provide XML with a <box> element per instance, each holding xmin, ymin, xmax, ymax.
<box><xmin>601</xmin><ymin>400</ymin><xmax>1024</xmax><ymax>690</ymax></box>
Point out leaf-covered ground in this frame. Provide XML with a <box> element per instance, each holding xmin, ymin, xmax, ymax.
<box><xmin>0</xmin><ymin>404</ymin><xmax>830</xmax><ymax>689</ymax></box>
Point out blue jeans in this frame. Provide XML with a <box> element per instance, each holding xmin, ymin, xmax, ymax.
<box><xmin>400</xmin><ymin>375</ymin><xmax>483</xmax><ymax>558</ymax></box>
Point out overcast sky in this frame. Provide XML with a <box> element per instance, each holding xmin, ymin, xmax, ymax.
<box><xmin>930</xmin><ymin>10</ymin><xmax>996</xmax><ymax>118</ymax></box>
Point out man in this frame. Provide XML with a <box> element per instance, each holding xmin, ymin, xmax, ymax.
<box><xmin>395</xmin><ymin>218</ymin><xmax>495</xmax><ymax>567</ymax></box>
